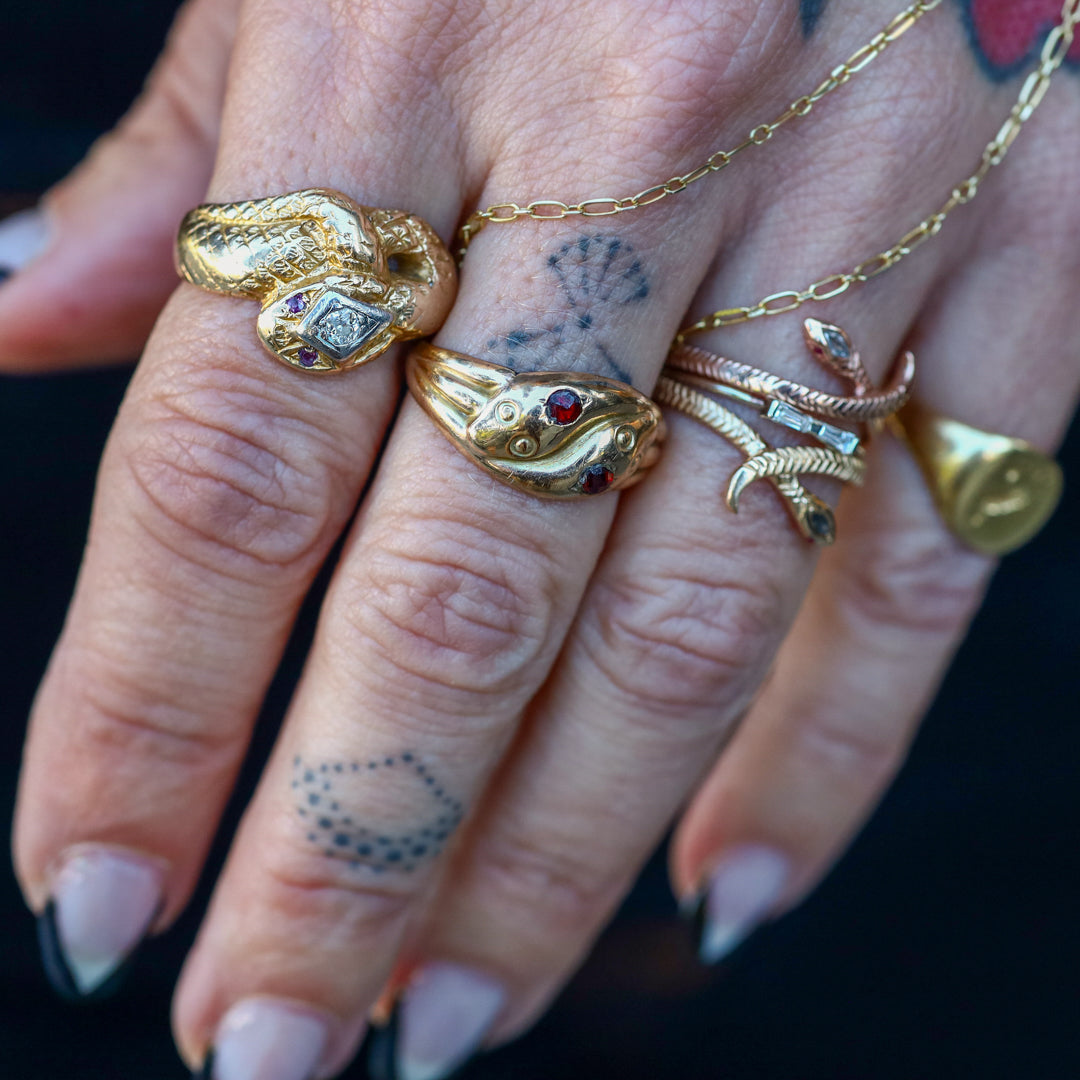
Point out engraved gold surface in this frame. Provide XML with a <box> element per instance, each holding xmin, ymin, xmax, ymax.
<box><xmin>896</xmin><ymin>403</ymin><xmax>1064</xmax><ymax>555</ymax></box>
<box><xmin>407</xmin><ymin>344</ymin><xmax>665</xmax><ymax>498</ymax></box>
<box><xmin>661</xmin><ymin>320</ymin><xmax>909</xmax><ymax>544</ymax></box>
<box><xmin>176</xmin><ymin>188</ymin><xmax>455</xmax><ymax>373</ymax></box>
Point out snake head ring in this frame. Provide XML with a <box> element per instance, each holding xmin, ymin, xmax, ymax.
<box><xmin>408</xmin><ymin>344</ymin><xmax>666</xmax><ymax>498</ymax></box>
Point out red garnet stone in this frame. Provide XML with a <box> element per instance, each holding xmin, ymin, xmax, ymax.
<box><xmin>546</xmin><ymin>389</ymin><xmax>583</xmax><ymax>425</ymax></box>
<box><xmin>580</xmin><ymin>465</ymin><xmax>615</xmax><ymax>495</ymax></box>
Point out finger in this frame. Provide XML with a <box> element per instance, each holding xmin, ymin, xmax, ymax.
<box><xmin>672</xmin><ymin>116</ymin><xmax>1080</xmax><ymax>960</ymax></box>
<box><xmin>167</xmin><ymin>31</ymin><xmax>763</xmax><ymax>1069</ymax></box>
<box><xmin>12</xmin><ymin>0</ymin><xmax>463</xmax><ymax>1016</ymax></box>
<box><xmin>171</xmin><ymin>224</ymin><xmax>723</xmax><ymax>1077</ymax></box>
<box><xmin>0</xmin><ymin>0</ymin><xmax>235</xmax><ymax>371</ymax></box>
<box><xmin>360</xmin><ymin>11</ymin><xmax>1009</xmax><ymax>1063</ymax></box>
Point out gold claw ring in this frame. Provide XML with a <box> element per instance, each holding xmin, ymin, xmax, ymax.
<box><xmin>407</xmin><ymin>343</ymin><xmax>666</xmax><ymax>498</ymax></box>
<box><xmin>659</xmin><ymin>319</ymin><xmax>915</xmax><ymax>544</ymax></box>
<box><xmin>176</xmin><ymin>188</ymin><xmax>456</xmax><ymax>373</ymax></box>
<box><xmin>893</xmin><ymin>401</ymin><xmax>1064</xmax><ymax>555</ymax></box>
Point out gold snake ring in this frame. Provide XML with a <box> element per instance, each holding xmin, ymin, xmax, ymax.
<box><xmin>176</xmin><ymin>188</ymin><xmax>456</xmax><ymax>373</ymax></box>
<box><xmin>407</xmin><ymin>343</ymin><xmax>665</xmax><ymax>499</ymax></box>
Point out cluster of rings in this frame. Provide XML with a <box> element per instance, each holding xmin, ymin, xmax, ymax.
<box><xmin>176</xmin><ymin>188</ymin><xmax>1063</xmax><ymax>554</ymax></box>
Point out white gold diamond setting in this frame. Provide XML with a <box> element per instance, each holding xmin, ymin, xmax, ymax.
<box><xmin>296</xmin><ymin>291</ymin><xmax>393</xmax><ymax>361</ymax></box>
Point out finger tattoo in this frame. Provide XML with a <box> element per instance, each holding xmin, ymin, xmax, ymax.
<box><xmin>482</xmin><ymin>233</ymin><xmax>650</xmax><ymax>385</ymax></box>
<box><xmin>292</xmin><ymin>755</ymin><xmax>465</xmax><ymax>874</ymax></box>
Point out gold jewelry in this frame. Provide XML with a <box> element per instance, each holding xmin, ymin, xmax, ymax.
<box><xmin>407</xmin><ymin>343</ymin><xmax>665</xmax><ymax>498</ymax></box>
<box><xmin>458</xmin><ymin>1</ymin><xmax>943</xmax><ymax>256</ymax></box>
<box><xmin>176</xmin><ymin>188</ymin><xmax>456</xmax><ymax>373</ymax></box>
<box><xmin>659</xmin><ymin>320</ymin><xmax>914</xmax><ymax>543</ymax></box>
<box><xmin>677</xmin><ymin>0</ymin><xmax>1077</xmax><ymax>338</ymax></box>
<box><xmin>893</xmin><ymin>402</ymin><xmax>1064</xmax><ymax>555</ymax></box>
<box><xmin>455</xmin><ymin>0</ymin><xmax>1077</xmax><ymax>339</ymax></box>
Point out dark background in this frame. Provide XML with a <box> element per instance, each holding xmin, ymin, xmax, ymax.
<box><xmin>1</xmin><ymin>3</ymin><xmax>1078</xmax><ymax>1078</ymax></box>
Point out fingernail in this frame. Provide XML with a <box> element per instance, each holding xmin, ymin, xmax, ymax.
<box><xmin>692</xmin><ymin>845</ymin><xmax>790</xmax><ymax>965</ymax></box>
<box><xmin>201</xmin><ymin>999</ymin><xmax>330</xmax><ymax>1080</ymax></box>
<box><xmin>383</xmin><ymin>964</ymin><xmax>505</xmax><ymax>1080</ymax></box>
<box><xmin>0</xmin><ymin>207</ymin><xmax>50</xmax><ymax>276</ymax></box>
<box><xmin>38</xmin><ymin>847</ymin><xmax>164</xmax><ymax>1000</ymax></box>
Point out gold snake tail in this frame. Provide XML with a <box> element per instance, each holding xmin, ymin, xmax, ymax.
<box><xmin>727</xmin><ymin>445</ymin><xmax>866</xmax><ymax>510</ymax></box>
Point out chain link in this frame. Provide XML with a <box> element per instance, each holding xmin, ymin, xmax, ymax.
<box><xmin>676</xmin><ymin>0</ymin><xmax>1078</xmax><ymax>339</ymax></box>
<box><xmin>456</xmin><ymin>0</ymin><xmax>942</xmax><ymax>257</ymax></box>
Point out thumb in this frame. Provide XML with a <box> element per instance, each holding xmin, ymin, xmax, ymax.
<box><xmin>0</xmin><ymin>0</ymin><xmax>237</xmax><ymax>371</ymax></box>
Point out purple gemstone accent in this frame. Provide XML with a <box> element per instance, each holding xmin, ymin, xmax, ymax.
<box><xmin>297</xmin><ymin>347</ymin><xmax>319</xmax><ymax>368</ymax></box>
<box><xmin>286</xmin><ymin>293</ymin><xmax>307</xmax><ymax>315</ymax></box>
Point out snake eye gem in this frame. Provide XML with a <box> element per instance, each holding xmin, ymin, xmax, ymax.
<box><xmin>546</xmin><ymin>389</ymin><xmax>583</xmax><ymax>425</ymax></box>
<box><xmin>580</xmin><ymin>465</ymin><xmax>614</xmax><ymax>495</ymax></box>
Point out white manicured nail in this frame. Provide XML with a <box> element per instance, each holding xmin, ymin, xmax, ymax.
<box><xmin>397</xmin><ymin>964</ymin><xmax>505</xmax><ymax>1080</ymax></box>
<box><xmin>697</xmin><ymin>846</ymin><xmax>790</xmax><ymax>965</ymax></box>
<box><xmin>44</xmin><ymin>848</ymin><xmax>163</xmax><ymax>996</ymax></box>
<box><xmin>210</xmin><ymin>999</ymin><xmax>330</xmax><ymax>1080</ymax></box>
<box><xmin>0</xmin><ymin>208</ymin><xmax>49</xmax><ymax>273</ymax></box>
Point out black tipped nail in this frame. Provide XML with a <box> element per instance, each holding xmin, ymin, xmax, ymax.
<box><xmin>365</xmin><ymin>1001</ymin><xmax>402</xmax><ymax>1080</ymax></box>
<box><xmin>681</xmin><ymin>891</ymin><xmax>708</xmax><ymax>958</ymax></box>
<box><xmin>36</xmin><ymin>901</ymin><xmax>81</xmax><ymax>1001</ymax></box>
<box><xmin>192</xmin><ymin>1049</ymin><xmax>215</xmax><ymax>1079</ymax></box>
<box><xmin>36</xmin><ymin>897</ymin><xmax>155</xmax><ymax>1003</ymax></box>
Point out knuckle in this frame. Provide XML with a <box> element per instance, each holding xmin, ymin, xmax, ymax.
<box><xmin>797</xmin><ymin>700</ymin><xmax>907</xmax><ymax>792</ymax></box>
<box><xmin>349</xmin><ymin>515</ymin><xmax>558</xmax><ymax>701</ymax></box>
<box><xmin>472</xmin><ymin>828</ymin><xmax>622</xmax><ymax>938</ymax></box>
<box><xmin>838</xmin><ymin>520</ymin><xmax>990</xmax><ymax>639</ymax></box>
<box><xmin>76</xmin><ymin>665</ymin><xmax>239</xmax><ymax>768</ymax></box>
<box><xmin>258</xmin><ymin>833</ymin><xmax>414</xmax><ymax>933</ymax></box>
<box><xmin>587</xmin><ymin>551</ymin><xmax>784</xmax><ymax>714</ymax></box>
<box><xmin>125</xmin><ymin>368</ymin><xmax>339</xmax><ymax>576</ymax></box>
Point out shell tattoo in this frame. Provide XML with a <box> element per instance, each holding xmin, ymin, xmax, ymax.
<box><xmin>408</xmin><ymin>344</ymin><xmax>666</xmax><ymax>498</ymax></box>
<box><xmin>660</xmin><ymin>319</ymin><xmax>915</xmax><ymax>544</ymax></box>
<box><xmin>176</xmin><ymin>188</ymin><xmax>456</xmax><ymax>372</ymax></box>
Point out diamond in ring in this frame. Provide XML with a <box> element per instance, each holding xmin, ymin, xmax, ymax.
<box><xmin>296</xmin><ymin>291</ymin><xmax>393</xmax><ymax>362</ymax></box>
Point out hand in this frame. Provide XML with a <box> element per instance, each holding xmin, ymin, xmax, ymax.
<box><xmin>6</xmin><ymin>1</ymin><xmax>1079</xmax><ymax>1078</ymax></box>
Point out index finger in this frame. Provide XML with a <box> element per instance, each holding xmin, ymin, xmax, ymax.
<box><xmin>13</xmin><ymin>0</ymin><xmax>464</xmax><ymax>1003</ymax></box>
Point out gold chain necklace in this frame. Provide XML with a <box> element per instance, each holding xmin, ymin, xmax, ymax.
<box><xmin>456</xmin><ymin>0</ymin><xmax>1078</xmax><ymax>336</ymax></box>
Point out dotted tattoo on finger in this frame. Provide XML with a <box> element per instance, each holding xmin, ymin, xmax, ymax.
<box><xmin>290</xmin><ymin>754</ymin><xmax>465</xmax><ymax>874</ymax></box>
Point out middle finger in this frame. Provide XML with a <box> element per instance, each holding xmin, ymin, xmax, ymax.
<box><xmin>172</xmin><ymin>130</ymin><xmax>741</xmax><ymax>1080</ymax></box>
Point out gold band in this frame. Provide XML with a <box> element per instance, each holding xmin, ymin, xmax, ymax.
<box><xmin>407</xmin><ymin>343</ymin><xmax>665</xmax><ymax>498</ymax></box>
<box><xmin>894</xmin><ymin>402</ymin><xmax>1064</xmax><ymax>555</ymax></box>
<box><xmin>660</xmin><ymin>320</ymin><xmax>913</xmax><ymax>544</ymax></box>
<box><xmin>176</xmin><ymin>188</ymin><xmax>456</xmax><ymax>373</ymax></box>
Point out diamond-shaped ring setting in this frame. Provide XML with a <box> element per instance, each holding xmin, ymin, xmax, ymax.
<box><xmin>296</xmin><ymin>291</ymin><xmax>394</xmax><ymax>362</ymax></box>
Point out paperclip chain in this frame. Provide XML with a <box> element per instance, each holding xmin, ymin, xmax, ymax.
<box><xmin>676</xmin><ymin>0</ymin><xmax>1079</xmax><ymax>338</ymax></box>
<box><xmin>456</xmin><ymin>0</ymin><xmax>943</xmax><ymax>258</ymax></box>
